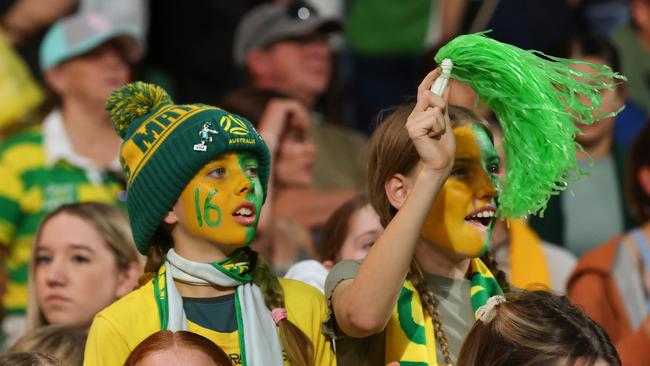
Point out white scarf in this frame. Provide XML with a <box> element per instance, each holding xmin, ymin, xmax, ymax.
<box><xmin>161</xmin><ymin>249</ymin><xmax>284</xmax><ymax>366</ymax></box>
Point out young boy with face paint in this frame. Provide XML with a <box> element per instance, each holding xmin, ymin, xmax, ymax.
<box><xmin>83</xmin><ymin>82</ymin><xmax>334</xmax><ymax>366</ymax></box>
<box><xmin>325</xmin><ymin>69</ymin><xmax>510</xmax><ymax>366</ymax></box>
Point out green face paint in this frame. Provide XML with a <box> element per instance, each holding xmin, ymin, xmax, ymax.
<box><xmin>237</xmin><ymin>152</ymin><xmax>264</xmax><ymax>245</ymax></box>
<box><xmin>178</xmin><ymin>152</ymin><xmax>263</xmax><ymax>247</ymax></box>
<box><xmin>470</xmin><ymin>124</ymin><xmax>501</xmax><ymax>192</ymax></box>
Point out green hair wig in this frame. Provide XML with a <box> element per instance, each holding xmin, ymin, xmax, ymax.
<box><xmin>435</xmin><ymin>32</ymin><xmax>626</xmax><ymax>218</ymax></box>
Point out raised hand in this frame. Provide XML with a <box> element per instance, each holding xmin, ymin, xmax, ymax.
<box><xmin>405</xmin><ymin>68</ymin><xmax>455</xmax><ymax>174</ymax></box>
<box><xmin>256</xmin><ymin>98</ymin><xmax>310</xmax><ymax>153</ymax></box>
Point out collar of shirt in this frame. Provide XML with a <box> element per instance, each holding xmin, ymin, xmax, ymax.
<box><xmin>43</xmin><ymin>109</ymin><xmax>122</xmax><ymax>184</ymax></box>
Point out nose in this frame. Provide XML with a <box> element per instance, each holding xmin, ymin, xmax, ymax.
<box><xmin>304</xmin><ymin>39</ymin><xmax>331</xmax><ymax>58</ymax></box>
<box><xmin>235</xmin><ymin>177</ymin><xmax>252</xmax><ymax>196</ymax></box>
<box><xmin>44</xmin><ymin>258</ymin><xmax>67</xmax><ymax>287</ymax></box>
<box><xmin>474</xmin><ymin>171</ymin><xmax>497</xmax><ymax>201</ymax></box>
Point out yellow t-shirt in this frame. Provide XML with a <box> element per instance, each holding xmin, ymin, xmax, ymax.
<box><xmin>83</xmin><ymin>278</ymin><xmax>334</xmax><ymax>366</ymax></box>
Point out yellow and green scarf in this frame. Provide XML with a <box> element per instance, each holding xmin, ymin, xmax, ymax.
<box><xmin>385</xmin><ymin>258</ymin><xmax>502</xmax><ymax>365</ymax></box>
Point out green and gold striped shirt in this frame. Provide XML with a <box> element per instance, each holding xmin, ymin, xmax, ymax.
<box><xmin>0</xmin><ymin>117</ymin><xmax>125</xmax><ymax>314</ymax></box>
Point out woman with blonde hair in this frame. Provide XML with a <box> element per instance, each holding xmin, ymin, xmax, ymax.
<box><xmin>26</xmin><ymin>202</ymin><xmax>141</xmax><ymax>331</ymax></box>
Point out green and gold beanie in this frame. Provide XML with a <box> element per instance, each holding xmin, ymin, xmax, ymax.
<box><xmin>106</xmin><ymin>82</ymin><xmax>270</xmax><ymax>254</ymax></box>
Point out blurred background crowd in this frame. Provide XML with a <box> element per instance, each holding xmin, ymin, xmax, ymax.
<box><xmin>1</xmin><ymin>0</ymin><xmax>650</xmax><ymax>365</ymax></box>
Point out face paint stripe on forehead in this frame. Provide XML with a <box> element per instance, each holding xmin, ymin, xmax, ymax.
<box><xmin>469</xmin><ymin>124</ymin><xmax>501</xmax><ymax>192</ymax></box>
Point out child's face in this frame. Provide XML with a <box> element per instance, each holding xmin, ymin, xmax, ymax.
<box><xmin>175</xmin><ymin>152</ymin><xmax>264</xmax><ymax>247</ymax></box>
<box><xmin>420</xmin><ymin>124</ymin><xmax>500</xmax><ymax>257</ymax></box>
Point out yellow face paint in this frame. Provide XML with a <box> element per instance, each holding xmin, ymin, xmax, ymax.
<box><xmin>177</xmin><ymin>152</ymin><xmax>263</xmax><ymax>247</ymax></box>
<box><xmin>421</xmin><ymin>125</ymin><xmax>500</xmax><ymax>258</ymax></box>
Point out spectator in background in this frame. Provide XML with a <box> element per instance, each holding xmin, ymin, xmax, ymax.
<box><xmin>457</xmin><ymin>290</ymin><xmax>621</xmax><ymax>366</ymax></box>
<box><xmin>231</xmin><ymin>1</ymin><xmax>367</xmax><ymax>192</ymax></box>
<box><xmin>0</xmin><ymin>12</ymin><xmax>141</xmax><ymax>346</ymax></box>
<box><xmin>10</xmin><ymin>325</ymin><xmax>86</xmax><ymax>366</ymax></box>
<box><xmin>124</xmin><ymin>331</ymin><xmax>232</xmax><ymax>366</ymax></box>
<box><xmin>611</xmin><ymin>0</ymin><xmax>650</xmax><ymax>119</ymax></box>
<box><xmin>221</xmin><ymin>89</ymin><xmax>356</xmax><ymax>272</ymax></box>
<box><xmin>568</xmin><ymin>122</ymin><xmax>650</xmax><ymax>366</ymax></box>
<box><xmin>529</xmin><ymin>33</ymin><xmax>636</xmax><ymax>257</ymax></box>
<box><xmin>284</xmin><ymin>194</ymin><xmax>384</xmax><ymax>292</ymax></box>
<box><xmin>26</xmin><ymin>202</ymin><xmax>141</xmax><ymax>333</ymax></box>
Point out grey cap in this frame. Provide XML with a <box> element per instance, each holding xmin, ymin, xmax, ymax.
<box><xmin>233</xmin><ymin>2</ymin><xmax>341</xmax><ymax>66</ymax></box>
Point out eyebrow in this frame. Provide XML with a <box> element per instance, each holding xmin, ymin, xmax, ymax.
<box><xmin>69</xmin><ymin>244</ymin><xmax>96</xmax><ymax>253</ymax></box>
<box><xmin>34</xmin><ymin>243</ymin><xmax>96</xmax><ymax>253</ymax></box>
<box><xmin>354</xmin><ymin>229</ymin><xmax>382</xmax><ymax>241</ymax></box>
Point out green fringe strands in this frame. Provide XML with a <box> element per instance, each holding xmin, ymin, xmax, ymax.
<box><xmin>106</xmin><ymin>81</ymin><xmax>173</xmax><ymax>138</ymax></box>
<box><xmin>435</xmin><ymin>33</ymin><xmax>626</xmax><ymax>218</ymax></box>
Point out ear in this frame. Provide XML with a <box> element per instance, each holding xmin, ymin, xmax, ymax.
<box><xmin>163</xmin><ymin>210</ymin><xmax>178</xmax><ymax>225</ymax></box>
<box><xmin>385</xmin><ymin>173</ymin><xmax>412</xmax><ymax>211</ymax></box>
<box><xmin>114</xmin><ymin>262</ymin><xmax>142</xmax><ymax>298</ymax></box>
<box><xmin>44</xmin><ymin>66</ymin><xmax>66</xmax><ymax>94</ymax></box>
<box><xmin>638</xmin><ymin>166</ymin><xmax>650</xmax><ymax>197</ymax></box>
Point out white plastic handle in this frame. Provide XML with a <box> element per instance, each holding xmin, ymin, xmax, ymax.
<box><xmin>431</xmin><ymin>58</ymin><xmax>453</xmax><ymax>96</ymax></box>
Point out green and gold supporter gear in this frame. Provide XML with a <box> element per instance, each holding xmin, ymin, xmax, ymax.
<box><xmin>0</xmin><ymin>126</ymin><xmax>125</xmax><ymax>314</ymax></box>
<box><xmin>83</xmin><ymin>277</ymin><xmax>334</xmax><ymax>366</ymax></box>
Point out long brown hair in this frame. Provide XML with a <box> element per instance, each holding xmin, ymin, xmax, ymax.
<box><xmin>367</xmin><ymin>103</ymin><xmax>511</xmax><ymax>365</ymax></box>
<box><xmin>457</xmin><ymin>290</ymin><xmax>620</xmax><ymax>366</ymax></box>
<box><xmin>319</xmin><ymin>194</ymin><xmax>371</xmax><ymax>263</ymax></box>
<box><xmin>123</xmin><ymin>330</ymin><xmax>232</xmax><ymax>366</ymax></box>
<box><xmin>27</xmin><ymin>202</ymin><xmax>141</xmax><ymax>330</ymax></box>
<box><xmin>142</xmin><ymin>228</ymin><xmax>315</xmax><ymax>365</ymax></box>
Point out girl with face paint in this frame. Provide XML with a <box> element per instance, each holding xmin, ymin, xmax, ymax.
<box><xmin>83</xmin><ymin>82</ymin><xmax>334</xmax><ymax>366</ymax></box>
<box><xmin>325</xmin><ymin>69</ymin><xmax>510</xmax><ymax>366</ymax></box>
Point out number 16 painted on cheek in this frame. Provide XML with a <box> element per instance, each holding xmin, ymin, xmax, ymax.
<box><xmin>194</xmin><ymin>188</ymin><xmax>222</xmax><ymax>227</ymax></box>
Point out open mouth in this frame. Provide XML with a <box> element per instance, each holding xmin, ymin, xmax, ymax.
<box><xmin>464</xmin><ymin>206</ymin><xmax>496</xmax><ymax>230</ymax></box>
<box><xmin>232</xmin><ymin>202</ymin><xmax>257</xmax><ymax>226</ymax></box>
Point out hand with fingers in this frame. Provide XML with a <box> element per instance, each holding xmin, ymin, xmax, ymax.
<box><xmin>256</xmin><ymin>98</ymin><xmax>311</xmax><ymax>154</ymax></box>
<box><xmin>405</xmin><ymin>68</ymin><xmax>456</xmax><ymax>175</ymax></box>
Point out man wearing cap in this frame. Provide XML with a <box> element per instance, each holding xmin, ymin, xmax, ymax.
<box><xmin>231</xmin><ymin>2</ymin><xmax>367</xmax><ymax>226</ymax></box>
<box><xmin>0</xmin><ymin>12</ymin><xmax>141</xmax><ymax>344</ymax></box>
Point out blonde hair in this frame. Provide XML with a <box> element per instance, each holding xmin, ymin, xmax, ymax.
<box><xmin>27</xmin><ymin>202</ymin><xmax>141</xmax><ymax>330</ymax></box>
<box><xmin>457</xmin><ymin>290</ymin><xmax>621</xmax><ymax>366</ymax></box>
<box><xmin>367</xmin><ymin>103</ymin><xmax>510</xmax><ymax>365</ymax></box>
<box><xmin>10</xmin><ymin>325</ymin><xmax>86</xmax><ymax>366</ymax></box>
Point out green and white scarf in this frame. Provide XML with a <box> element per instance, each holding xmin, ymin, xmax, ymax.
<box><xmin>153</xmin><ymin>248</ymin><xmax>282</xmax><ymax>366</ymax></box>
